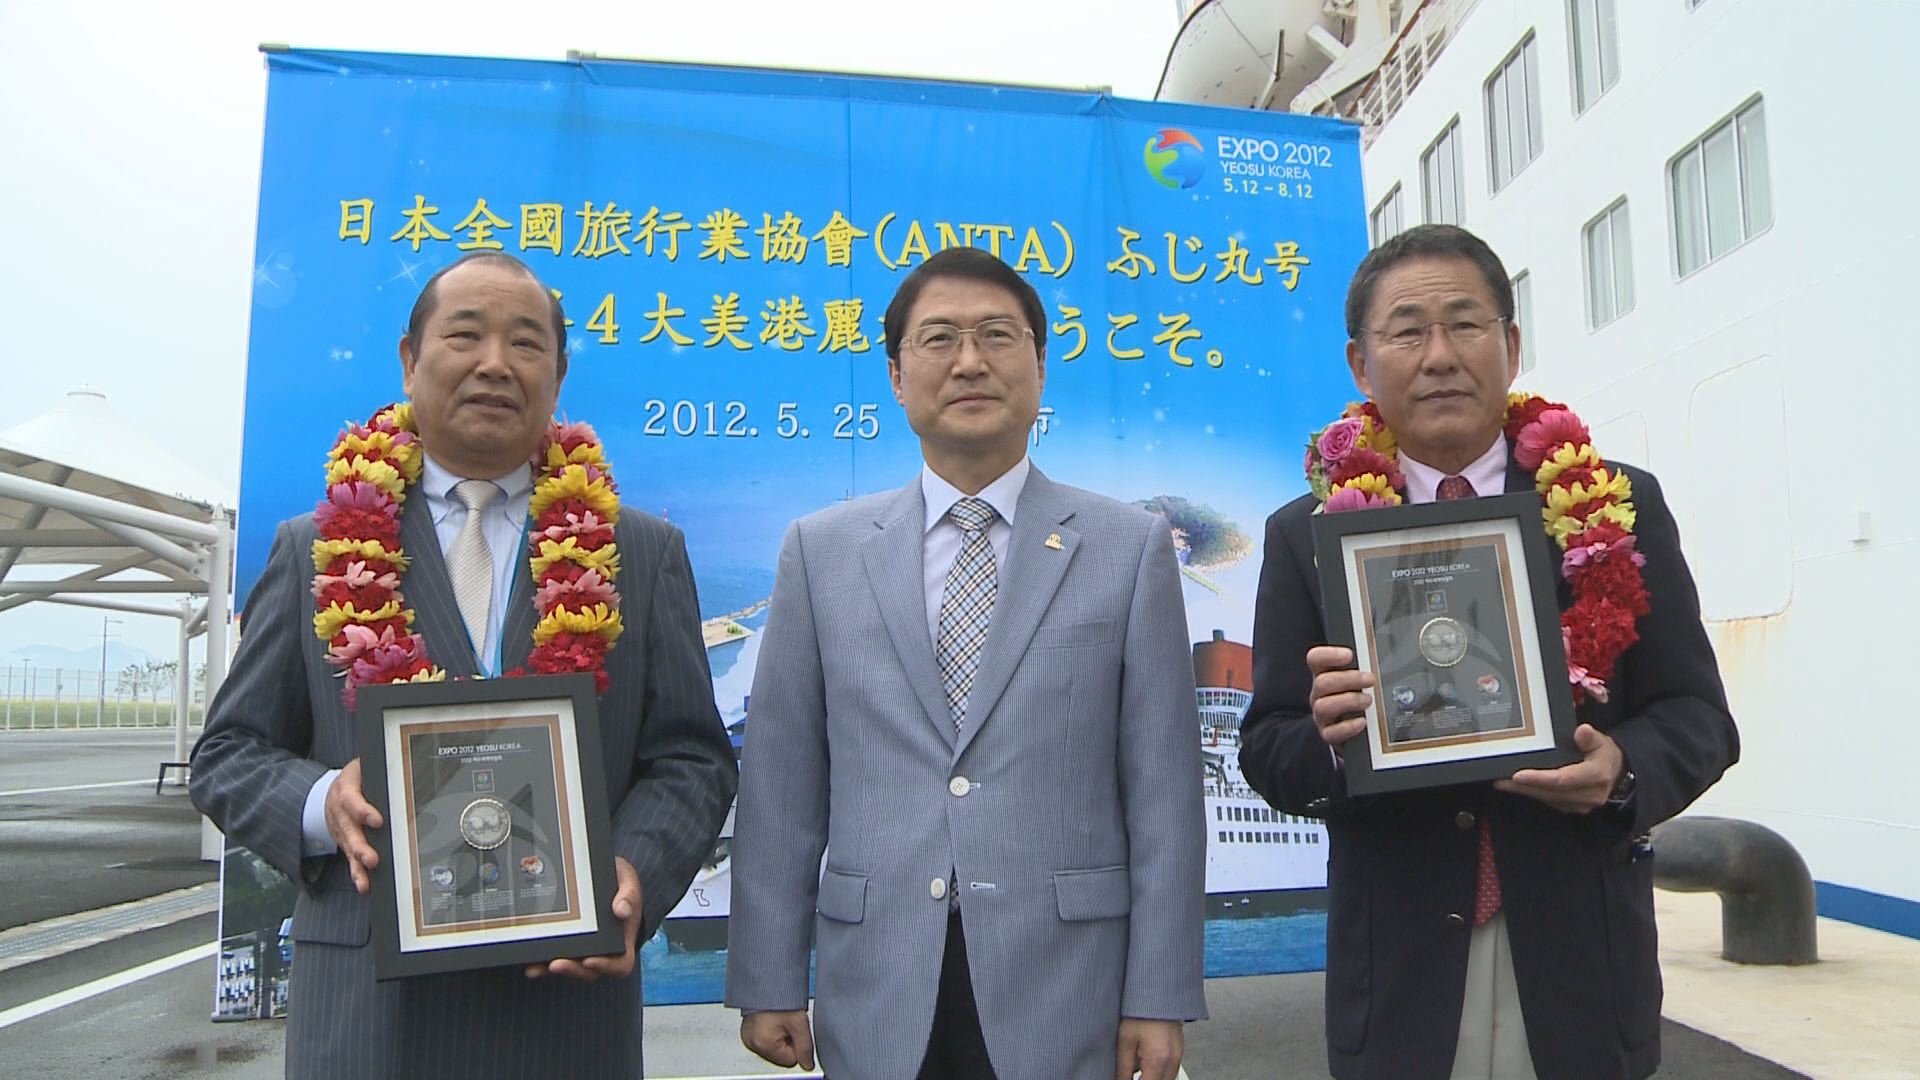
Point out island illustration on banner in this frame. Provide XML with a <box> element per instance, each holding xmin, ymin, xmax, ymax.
<box><xmin>643</xmin><ymin>483</ymin><xmax>1330</xmax><ymax>1004</ymax></box>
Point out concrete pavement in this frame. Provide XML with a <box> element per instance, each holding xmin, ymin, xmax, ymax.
<box><xmin>3</xmin><ymin>729</ymin><xmax>1892</xmax><ymax>1078</ymax></box>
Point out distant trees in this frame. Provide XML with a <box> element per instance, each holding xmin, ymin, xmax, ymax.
<box><xmin>116</xmin><ymin>659</ymin><xmax>180</xmax><ymax>720</ymax></box>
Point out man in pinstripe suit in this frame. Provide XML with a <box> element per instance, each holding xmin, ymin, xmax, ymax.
<box><xmin>191</xmin><ymin>253</ymin><xmax>737</xmax><ymax>1078</ymax></box>
<box><xmin>726</xmin><ymin>248</ymin><xmax>1207</xmax><ymax>1079</ymax></box>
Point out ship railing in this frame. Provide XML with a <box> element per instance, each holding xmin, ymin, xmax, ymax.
<box><xmin>1328</xmin><ymin>0</ymin><xmax>1483</xmax><ymax>147</ymax></box>
<box><xmin>1204</xmin><ymin>778</ymin><xmax>1263</xmax><ymax>799</ymax></box>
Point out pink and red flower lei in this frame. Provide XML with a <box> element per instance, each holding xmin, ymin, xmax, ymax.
<box><xmin>311</xmin><ymin>403</ymin><xmax>624</xmax><ymax>705</ymax></box>
<box><xmin>1304</xmin><ymin>395</ymin><xmax>1649</xmax><ymax>704</ymax></box>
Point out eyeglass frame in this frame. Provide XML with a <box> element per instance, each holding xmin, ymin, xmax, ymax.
<box><xmin>1356</xmin><ymin>315</ymin><xmax>1512</xmax><ymax>353</ymax></box>
<box><xmin>899</xmin><ymin>318</ymin><xmax>1037</xmax><ymax>359</ymax></box>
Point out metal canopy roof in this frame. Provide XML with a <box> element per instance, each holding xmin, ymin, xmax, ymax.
<box><xmin>0</xmin><ymin>389</ymin><xmax>235</xmax><ymax>759</ymax></box>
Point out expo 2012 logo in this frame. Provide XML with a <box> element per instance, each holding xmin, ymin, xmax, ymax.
<box><xmin>1143</xmin><ymin>128</ymin><xmax>1206</xmax><ymax>190</ymax></box>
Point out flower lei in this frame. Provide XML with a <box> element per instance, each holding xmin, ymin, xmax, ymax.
<box><xmin>1305</xmin><ymin>394</ymin><xmax>1650</xmax><ymax>704</ymax></box>
<box><xmin>311</xmin><ymin>402</ymin><xmax>624</xmax><ymax>705</ymax></box>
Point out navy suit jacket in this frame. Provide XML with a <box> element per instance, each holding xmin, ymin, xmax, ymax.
<box><xmin>1240</xmin><ymin>460</ymin><xmax>1738</xmax><ymax>1080</ymax></box>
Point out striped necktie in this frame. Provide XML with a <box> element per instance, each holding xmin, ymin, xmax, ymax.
<box><xmin>448</xmin><ymin>479</ymin><xmax>500</xmax><ymax>662</ymax></box>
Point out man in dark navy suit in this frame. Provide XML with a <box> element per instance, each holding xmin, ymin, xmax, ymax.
<box><xmin>1241</xmin><ymin>225</ymin><xmax>1739</xmax><ymax>1080</ymax></box>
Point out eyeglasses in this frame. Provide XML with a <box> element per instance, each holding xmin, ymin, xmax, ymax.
<box><xmin>904</xmin><ymin>319</ymin><xmax>1034</xmax><ymax>360</ymax></box>
<box><xmin>1360</xmin><ymin>315</ymin><xmax>1509</xmax><ymax>352</ymax></box>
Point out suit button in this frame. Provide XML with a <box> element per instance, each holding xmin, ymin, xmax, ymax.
<box><xmin>1446</xmin><ymin>913</ymin><xmax>1467</xmax><ymax>928</ymax></box>
<box><xmin>1455</xmin><ymin>811</ymin><xmax>1475</xmax><ymax>830</ymax></box>
<box><xmin>949</xmin><ymin>776</ymin><xmax>971</xmax><ymax>797</ymax></box>
<box><xmin>930</xmin><ymin>877</ymin><xmax>948</xmax><ymax>901</ymax></box>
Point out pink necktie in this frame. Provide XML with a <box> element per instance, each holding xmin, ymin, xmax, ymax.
<box><xmin>1436</xmin><ymin>475</ymin><xmax>1501</xmax><ymax>925</ymax></box>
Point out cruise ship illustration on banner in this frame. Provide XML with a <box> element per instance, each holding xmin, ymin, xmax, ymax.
<box><xmin>1194</xmin><ymin>629</ymin><xmax>1329</xmax><ymax>917</ymax></box>
<box><xmin>662</xmin><ymin>628</ymin><xmax>1328</xmax><ymax>950</ymax></box>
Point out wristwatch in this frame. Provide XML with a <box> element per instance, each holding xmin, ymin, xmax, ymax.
<box><xmin>1604</xmin><ymin>768</ymin><xmax>1637</xmax><ymax>810</ymax></box>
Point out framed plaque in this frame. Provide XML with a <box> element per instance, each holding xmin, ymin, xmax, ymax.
<box><xmin>1313</xmin><ymin>492</ymin><xmax>1580</xmax><ymax>795</ymax></box>
<box><xmin>355</xmin><ymin>673</ymin><xmax>623</xmax><ymax>980</ymax></box>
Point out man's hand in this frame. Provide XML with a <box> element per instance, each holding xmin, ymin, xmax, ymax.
<box><xmin>526</xmin><ymin>856</ymin><xmax>644</xmax><ymax>981</ymax></box>
<box><xmin>324</xmin><ymin>758</ymin><xmax>384</xmax><ymax>894</ymax></box>
<box><xmin>741</xmin><ymin>1009</ymin><xmax>816</xmax><ymax>1070</ymax></box>
<box><xmin>1307</xmin><ymin>645</ymin><xmax>1376</xmax><ymax>749</ymax></box>
<box><xmin>1495</xmin><ymin>723</ymin><xmax>1625</xmax><ymax>814</ymax></box>
<box><xmin>1116</xmin><ymin>1018</ymin><xmax>1184</xmax><ymax>1080</ymax></box>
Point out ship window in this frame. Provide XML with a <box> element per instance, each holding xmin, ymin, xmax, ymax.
<box><xmin>1219</xmin><ymin>830</ymin><xmax>1229</xmax><ymax>843</ymax></box>
<box><xmin>1512</xmin><ymin>271</ymin><xmax>1535</xmax><ymax>373</ymax></box>
<box><xmin>1670</xmin><ymin>97</ymin><xmax>1772</xmax><ymax>276</ymax></box>
<box><xmin>1581</xmin><ymin>198</ymin><xmax>1635</xmax><ymax>328</ymax></box>
<box><xmin>1569</xmin><ymin>0</ymin><xmax>1620</xmax><ymax>114</ymax></box>
<box><xmin>1420</xmin><ymin>119</ymin><xmax>1465</xmax><ymax>225</ymax></box>
<box><xmin>1371</xmin><ymin>184</ymin><xmax>1404</xmax><ymax>246</ymax></box>
<box><xmin>1486</xmin><ymin>34</ymin><xmax>1543</xmax><ymax>191</ymax></box>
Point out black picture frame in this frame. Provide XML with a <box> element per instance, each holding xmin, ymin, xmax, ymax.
<box><xmin>355</xmin><ymin>673</ymin><xmax>623</xmax><ymax>980</ymax></box>
<box><xmin>1312</xmin><ymin>491</ymin><xmax>1581</xmax><ymax>795</ymax></box>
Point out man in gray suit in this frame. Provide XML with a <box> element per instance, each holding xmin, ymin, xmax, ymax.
<box><xmin>191</xmin><ymin>252</ymin><xmax>737</xmax><ymax>1078</ymax></box>
<box><xmin>725</xmin><ymin>247</ymin><xmax>1207</xmax><ymax>1080</ymax></box>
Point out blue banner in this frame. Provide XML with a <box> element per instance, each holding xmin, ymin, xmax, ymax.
<box><xmin>235</xmin><ymin>48</ymin><xmax>1366</xmax><ymax>1006</ymax></box>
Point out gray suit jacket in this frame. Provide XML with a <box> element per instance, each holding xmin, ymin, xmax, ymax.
<box><xmin>191</xmin><ymin>494</ymin><xmax>736</xmax><ymax>1079</ymax></box>
<box><xmin>724</xmin><ymin>467</ymin><xmax>1207</xmax><ymax>1080</ymax></box>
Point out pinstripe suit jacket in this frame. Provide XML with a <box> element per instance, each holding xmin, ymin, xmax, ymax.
<box><xmin>191</xmin><ymin>491</ymin><xmax>736</xmax><ymax>1079</ymax></box>
<box><xmin>724</xmin><ymin>468</ymin><xmax>1208</xmax><ymax>1080</ymax></box>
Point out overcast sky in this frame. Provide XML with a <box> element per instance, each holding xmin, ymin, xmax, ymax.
<box><xmin>0</xmin><ymin>0</ymin><xmax>1183</xmax><ymax>662</ymax></box>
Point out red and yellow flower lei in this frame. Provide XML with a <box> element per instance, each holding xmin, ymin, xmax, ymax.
<box><xmin>311</xmin><ymin>402</ymin><xmax>624</xmax><ymax>704</ymax></box>
<box><xmin>1304</xmin><ymin>393</ymin><xmax>1650</xmax><ymax>704</ymax></box>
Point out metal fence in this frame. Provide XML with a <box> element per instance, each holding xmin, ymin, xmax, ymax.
<box><xmin>0</xmin><ymin>664</ymin><xmax>206</xmax><ymax>731</ymax></box>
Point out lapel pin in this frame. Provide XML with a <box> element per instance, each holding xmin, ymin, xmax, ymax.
<box><xmin>1045</xmin><ymin>533</ymin><xmax>1063</xmax><ymax>550</ymax></box>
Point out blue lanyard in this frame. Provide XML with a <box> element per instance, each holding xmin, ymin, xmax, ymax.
<box><xmin>469</xmin><ymin>513</ymin><xmax>534</xmax><ymax>678</ymax></box>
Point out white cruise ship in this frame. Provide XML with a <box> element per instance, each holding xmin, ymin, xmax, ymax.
<box><xmin>1158</xmin><ymin>0</ymin><xmax>1920</xmax><ymax>939</ymax></box>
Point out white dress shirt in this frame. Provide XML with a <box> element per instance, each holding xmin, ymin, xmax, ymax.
<box><xmin>1397</xmin><ymin>435</ymin><xmax>1510</xmax><ymax>505</ymax></box>
<box><xmin>416</xmin><ymin>453</ymin><xmax>537</xmax><ymax>674</ymax></box>
<box><xmin>920</xmin><ymin>455</ymin><xmax>1029</xmax><ymax>910</ymax></box>
<box><xmin>920</xmin><ymin>456</ymin><xmax>1030</xmax><ymax>648</ymax></box>
<box><xmin>301</xmin><ymin>453</ymin><xmax>535</xmax><ymax>856</ymax></box>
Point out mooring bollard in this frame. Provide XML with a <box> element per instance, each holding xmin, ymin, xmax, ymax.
<box><xmin>1651</xmin><ymin>815</ymin><xmax>1818</xmax><ymax>965</ymax></box>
